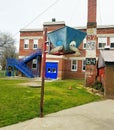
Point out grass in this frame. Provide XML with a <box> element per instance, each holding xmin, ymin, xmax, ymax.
<box><xmin>0</xmin><ymin>78</ymin><xmax>102</xmax><ymax>127</ymax></box>
<box><xmin>0</xmin><ymin>71</ymin><xmax>6</xmax><ymax>77</ymax></box>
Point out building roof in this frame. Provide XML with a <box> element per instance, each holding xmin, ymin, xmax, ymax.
<box><xmin>43</xmin><ymin>21</ymin><xmax>65</xmax><ymax>26</ymax></box>
<box><xmin>19</xmin><ymin>18</ymin><xmax>114</xmax><ymax>32</ymax></box>
<box><xmin>75</xmin><ymin>25</ymin><xmax>114</xmax><ymax>30</ymax></box>
<box><xmin>98</xmin><ymin>50</ymin><xmax>114</xmax><ymax>68</ymax></box>
<box><xmin>20</xmin><ymin>28</ymin><xmax>43</xmax><ymax>32</ymax></box>
<box><xmin>100</xmin><ymin>50</ymin><xmax>114</xmax><ymax>62</ymax></box>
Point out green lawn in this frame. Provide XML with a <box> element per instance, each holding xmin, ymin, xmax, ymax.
<box><xmin>0</xmin><ymin>78</ymin><xmax>102</xmax><ymax>127</ymax></box>
<box><xmin>0</xmin><ymin>71</ymin><xmax>6</xmax><ymax>77</ymax></box>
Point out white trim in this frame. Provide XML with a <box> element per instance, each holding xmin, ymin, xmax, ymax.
<box><xmin>20</xmin><ymin>28</ymin><xmax>43</xmax><ymax>31</ymax></box>
<box><xmin>69</xmin><ymin>57</ymin><xmax>85</xmax><ymax>60</ymax></box>
<box><xmin>32</xmin><ymin>59</ymin><xmax>37</xmax><ymax>69</ymax></box>
<box><xmin>46</xmin><ymin>54</ymin><xmax>65</xmax><ymax>59</ymax></box>
<box><xmin>20</xmin><ymin>36</ymin><xmax>42</xmax><ymax>39</ymax></box>
<box><xmin>82</xmin><ymin>59</ymin><xmax>86</xmax><ymax>72</ymax></box>
<box><xmin>98</xmin><ymin>37</ymin><xmax>107</xmax><ymax>49</ymax></box>
<box><xmin>33</xmin><ymin>39</ymin><xmax>38</xmax><ymax>49</ymax></box>
<box><xmin>71</xmin><ymin>59</ymin><xmax>78</xmax><ymax>72</ymax></box>
<box><xmin>109</xmin><ymin>37</ymin><xmax>114</xmax><ymax>49</ymax></box>
<box><xmin>46</xmin><ymin>60</ymin><xmax>59</xmax><ymax>63</ymax></box>
<box><xmin>97</xmin><ymin>34</ymin><xmax>114</xmax><ymax>37</ymax></box>
<box><xmin>19</xmin><ymin>56</ymin><xmax>24</xmax><ymax>59</ymax></box>
<box><xmin>43</xmin><ymin>21</ymin><xmax>65</xmax><ymax>25</ymax></box>
<box><xmin>24</xmin><ymin>39</ymin><xmax>29</xmax><ymax>49</ymax></box>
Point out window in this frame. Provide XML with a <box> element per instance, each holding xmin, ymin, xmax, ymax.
<box><xmin>82</xmin><ymin>60</ymin><xmax>86</xmax><ymax>71</ymax></box>
<box><xmin>32</xmin><ymin>59</ymin><xmax>37</xmax><ymax>69</ymax></box>
<box><xmin>98</xmin><ymin>37</ymin><xmax>107</xmax><ymax>49</ymax></box>
<box><xmin>33</xmin><ymin>39</ymin><xmax>38</xmax><ymax>49</ymax></box>
<box><xmin>110</xmin><ymin>37</ymin><xmax>114</xmax><ymax>48</ymax></box>
<box><xmin>47</xmin><ymin>68</ymin><xmax>51</xmax><ymax>73</ymax></box>
<box><xmin>52</xmin><ymin>68</ymin><xmax>56</xmax><ymax>73</ymax></box>
<box><xmin>71</xmin><ymin>60</ymin><xmax>77</xmax><ymax>71</ymax></box>
<box><xmin>83</xmin><ymin>38</ymin><xmax>86</xmax><ymax>49</ymax></box>
<box><xmin>24</xmin><ymin>39</ymin><xmax>29</xmax><ymax>49</ymax></box>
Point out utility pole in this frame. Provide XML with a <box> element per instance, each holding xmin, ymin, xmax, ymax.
<box><xmin>40</xmin><ymin>27</ymin><xmax>47</xmax><ymax>117</ymax></box>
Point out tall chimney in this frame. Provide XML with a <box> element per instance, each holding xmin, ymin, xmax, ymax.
<box><xmin>85</xmin><ymin>0</ymin><xmax>97</xmax><ymax>87</ymax></box>
<box><xmin>87</xmin><ymin>0</ymin><xmax>97</xmax><ymax>28</ymax></box>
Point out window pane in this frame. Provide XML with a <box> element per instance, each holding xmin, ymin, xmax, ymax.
<box><xmin>110</xmin><ymin>43</ymin><xmax>114</xmax><ymax>48</ymax></box>
<box><xmin>71</xmin><ymin>60</ymin><xmax>77</xmax><ymax>71</ymax></box>
<box><xmin>24</xmin><ymin>39</ymin><xmax>29</xmax><ymax>49</ymax></box>
<box><xmin>33</xmin><ymin>64</ymin><xmax>37</xmax><ymax>68</ymax></box>
<box><xmin>52</xmin><ymin>68</ymin><xmax>56</xmax><ymax>73</ymax></box>
<box><xmin>73</xmin><ymin>60</ymin><xmax>76</xmax><ymax>64</ymax></box>
<box><xmin>33</xmin><ymin>39</ymin><xmax>38</xmax><ymax>49</ymax></box>
<box><xmin>32</xmin><ymin>59</ymin><xmax>37</xmax><ymax>69</ymax></box>
<box><xmin>82</xmin><ymin>60</ymin><xmax>86</xmax><ymax>71</ymax></box>
<box><xmin>83</xmin><ymin>38</ymin><xmax>86</xmax><ymax>49</ymax></box>
<box><xmin>47</xmin><ymin>68</ymin><xmax>51</xmax><ymax>72</ymax></box>
<box><xmin>33</xmin><ymin>44</ymin><xmax>37</xmax><ymax>49</ymax></box>
<box><xmin>98</xmin><ymin>37</ymin><xmax>107</xmax><ymax>49</ymax></box>
<box><xmin>99</xmin><ymin>43</ymin><xmax>106</xmax><ymax>48</ymax></box>
<box><xmin>84</xmin><ymin>43</ymin><xmax>86</xmax><ymax>48</ymax></box>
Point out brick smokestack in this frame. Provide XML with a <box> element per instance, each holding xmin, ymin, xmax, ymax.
<box><xmin>87</xmin><ymin>0</ymin><xmax>97</xmax><ymax>28</ymax></box>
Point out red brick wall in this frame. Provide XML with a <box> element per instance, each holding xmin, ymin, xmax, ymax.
<box><xmin>97</xmin><ymin>28</ymin><xmax>114</xmax><ymax>34</ymax></box>
<box><xmin>44</xmin><ymin>24</ymin><xmax>65</xmax><ymax>32</ymax></box>
<box><xmin>19</xmin><ymin>24</ymin><xmax>65</xmax><ymax>57</ymax></box>
<box><xmin>62</xmin><ymin>59</ymin><xmax>85</xmax><ymax>79</ymax></box>
<box><xmin>88</xmin><ymin>0</ymin><xmax>96</xmax><ymax>23</ymax></box>
<box><xmin>46</xmin><ymin>56</ymin><xmax>85</xmax><ymax>79</ymax></box>
<box><xmin>20</xmin><ymin>31</ymin><xmax>43</xmax><ymax>37</ymax></box>
<box><xmin>19</xmin><ymin>31</ymin><xmax>43</xmax><ymax>56</ymax></box>
<box><xmin>19</xmin><ymin>18</ymin><xmax>114</xmax><ymax>80</ymax></box>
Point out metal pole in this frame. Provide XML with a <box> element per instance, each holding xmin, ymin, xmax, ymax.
<box><xmin>40</xmin><ymin>27</ymin><xmax>47</xmax><ymax>117</ymax></box>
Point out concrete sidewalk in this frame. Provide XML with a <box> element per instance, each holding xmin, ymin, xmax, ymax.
<box><xmin>0</xmin><ymin>100</ymin><xmax>114</xmax><ymax>130</ymax></box>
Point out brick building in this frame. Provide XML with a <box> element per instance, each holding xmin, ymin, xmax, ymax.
<box><xmin>19</xmin><ymin>23</ymin><xmax>114</xmax><ymax>79</ymax></box>
<box><xmin>18</xmin><ymin>0</ymin><xmax>114</xmax><ymax>83</ymax></box>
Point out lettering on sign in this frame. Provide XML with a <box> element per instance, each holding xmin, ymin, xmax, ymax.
<box><xmin>86</xmin><ymin>58</ymin><xmax>96</xmax><ymax>65</ymax></box>
<box><xmin>86</xmin><ymin>41</ymin><xmax>96</xmax><ymax>50</ymax></box>
<box><xmin>87</xmin><ymin>28</ymin><xmax>96</xmax><ymax>35</ymax></box>
<box><xmin>87</xmin><ymin>35</ymin><xmax>96</xmax><ymax>40</ymax></box>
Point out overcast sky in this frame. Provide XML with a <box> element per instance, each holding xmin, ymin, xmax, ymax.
<box><xmin>0</xmin><ymin>0</ymin><xmax>114</xmax><ymax>50</ymax></box>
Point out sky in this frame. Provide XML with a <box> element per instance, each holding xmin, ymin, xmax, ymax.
<box><xmin>0</xmin><ymin>0</ymin><xmax>114</xmax><ymax>51</ymax></box>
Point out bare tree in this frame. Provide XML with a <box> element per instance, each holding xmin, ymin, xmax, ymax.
<box><xmin>0</xmin><ymin>32</ymin><xmax>18</xmax><ymax>69</ymax></box>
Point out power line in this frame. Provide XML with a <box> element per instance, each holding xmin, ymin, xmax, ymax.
<box><xmin>22</xmin><ymin>0</ymin><xmax>60</xmax><ymax>29</ymax></box>
<box><xmin>13</xmin><ymin>0</ymin><xmax>61</xmax><ymax>38</ymax></box>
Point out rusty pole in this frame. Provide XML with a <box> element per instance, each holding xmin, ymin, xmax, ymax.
<box><xmin>40</xmin><ymin>27</ymin><xmax>47</xmax><ymax>117</ymax></box>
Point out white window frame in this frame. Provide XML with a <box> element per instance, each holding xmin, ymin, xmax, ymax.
<box><xmin>24</xmin><ymin>39</ymin><xmax>29</xmax><ymax>49</ymax></box>
<box><xmin>83</xmin><ymin>38</ymin><xmax>86</xmax><ymax>49</ymax></box>
<box><xmin>33</xmin><ymin>39</ymin><xmax>38</xmax><ymax>49</ymax></box>
<box><xmin>71</xmin><ymin>60</ymin><xmax>78</xmax><ymax>71</ymax></box>
<box><xmin>32</xmin><ymin>59</ymin><xmax>37</xmax><ymax>69</ymax></box>
<box><xmin>98</xmin><ymin>37</ymin><xmax>107</xmax><ymax>49</ymax></box>
<box><xmin>110</xmin><ymin>37</ymin><xmax>114</xmax><ymax>49</ymax></box>
<box><xmin>82</xmin><ymin>59</ymin><xmax>86</xmax><ymax>71</ymax></box>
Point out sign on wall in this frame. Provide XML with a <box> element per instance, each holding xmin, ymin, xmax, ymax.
<box><xmin>86</xmin><ymin>28</ymin><xmax>96</xmax><ymax>58</ymax></box>
<box><xmin>86</xmin><ymin>40</ymin><xmax>96</xmax><ymax>50</ymax></box>
<box><xmin>86</xmin><ymin>58</ymin><xmax>96</xmax><ymax>65</ymax></box>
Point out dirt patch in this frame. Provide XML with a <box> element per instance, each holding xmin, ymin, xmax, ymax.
<box><xmin>19</xmin><ymin>81</ymin><xmax>41</xmax><ymax>87</ymax></box>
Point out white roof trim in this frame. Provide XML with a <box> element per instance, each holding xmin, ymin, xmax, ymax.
<box><xmin>20</xmin><ymin>28</ymin><xmax>43</xmax><ymax>32</ymax></box>
<box><xmin>43</xmin><ymin>21</ymin><xmax>65</xmax><ymax>25</ymax></box>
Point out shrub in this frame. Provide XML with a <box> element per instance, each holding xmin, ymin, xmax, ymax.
<box><xmin>92</xmin><ymin>81</ymin><xmax>104</xmax><ymax>92</ymax></box>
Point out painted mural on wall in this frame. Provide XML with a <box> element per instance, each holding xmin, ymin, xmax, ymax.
<box><xmin>86</xmin><ymin>28</ymin><xmax>96</xmax><ymax>58</ymax></box>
